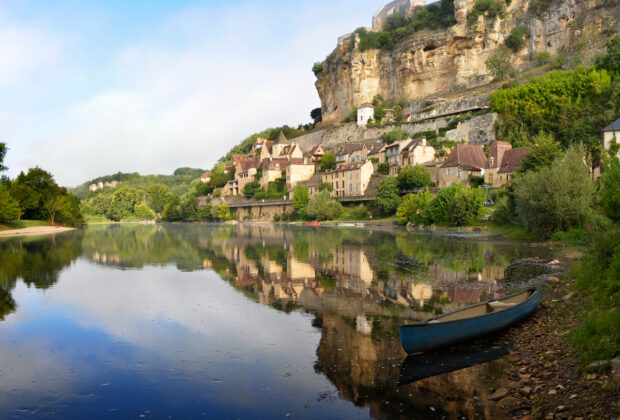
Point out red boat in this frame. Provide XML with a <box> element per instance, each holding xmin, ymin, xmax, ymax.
<box><xmin>305</xmin><ymin>222</ymin><xmax>321</xmax><ymax>226</ymax></box>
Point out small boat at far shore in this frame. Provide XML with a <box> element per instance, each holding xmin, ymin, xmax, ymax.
<box><xmin>305</xmin><ymin>222</ymin><xmax>321</xmax><ymax>226</ymax></box>
<box><xmin>399</xmin><ymin>288</ymin><xmax>540</xmax><ymax>354</ymax></box>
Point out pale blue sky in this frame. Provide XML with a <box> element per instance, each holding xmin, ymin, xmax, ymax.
<box><xmin>0</xmin><ymin>0</ymin><xmax>381</xmax><ymax>185</ymax></box>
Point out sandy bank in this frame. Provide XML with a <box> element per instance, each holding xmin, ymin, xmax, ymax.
<box><xmin>0</xmin><ymin>226</ymin><xmax>75</xmax><ymax>238</ymax></box>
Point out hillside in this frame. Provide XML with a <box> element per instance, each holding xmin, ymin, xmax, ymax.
<box><xmin>314</xmin><ymin>0</ymin><xmax>620</xmax><ymax>123</ymax></box>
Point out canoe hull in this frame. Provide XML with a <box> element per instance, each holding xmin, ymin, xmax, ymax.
<box><xmin>399</xmin><ymin>288</ymin><xmax>540</xmax><ymax>354</ymax></box>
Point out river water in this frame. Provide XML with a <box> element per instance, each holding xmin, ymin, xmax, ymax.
<box><xmin>0</xmin><ymin>223</ymin><xmax>560</xmax><ymax>419</ymax></box>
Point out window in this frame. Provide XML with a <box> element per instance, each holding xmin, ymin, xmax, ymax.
<box><xmin>447</xmin><ymin>168</ymin><xmax>452</xmax><ymax>176</ymax></box>
<box><xmin>457</xmin><ymin>169</ymin><xmax>461</xmax><ymax>178</ymax></box>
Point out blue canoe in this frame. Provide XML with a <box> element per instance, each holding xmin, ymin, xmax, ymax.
<box><xmin>399</xmin><ymin>288</ymin><xmax>540</xmax><ymax>354</ymax></box>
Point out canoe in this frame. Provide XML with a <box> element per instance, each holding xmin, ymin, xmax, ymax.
<box><xmin>399</xmin><ymin>288</ymin><xmax>540</xmax><ymax>354</ymax></box>
<box><xmin>305</xmin><ymin>222</ymin><xmax>321</xmax><ymax>226</ymax></box>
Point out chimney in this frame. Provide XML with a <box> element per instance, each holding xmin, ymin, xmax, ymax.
<box><xmin>422</xmin><ymin>138</ymin><xmax>427</xmax><ymax>147</ymax></box>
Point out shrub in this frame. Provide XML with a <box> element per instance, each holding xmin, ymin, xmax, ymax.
<box><xmin>513</xmin><ymin>147</ymin><xmax>593</xmax><ymax>238</ymax></box>
<box><xmin>312</xmin><ymin>62</ymin><xmax>323</xmax><ymax>75</ymax></box>
<box><xmin>320</xmin><ymin>153</ymin><xmax>337</xmax><ymax>171</ymax></box>
<box><xmin>375</xmin><ymin>177</ymin><xmax>401</xmax><ymax>216</ymax></box>
<box><xmin>396</xmin><ymin>189</ymin><xmax>433</xmax><ymax>225</ymax></box>
<box><xmin>318</xmin><ymin>182</ymin><xmax>333</xmax><ymax>192</ymax></box>
<box><xmin>552</xmin><ymin>53</ymin><xmax>566</xmax><ymax>69</ymax></box>
<box><xmin>134</xmin><ymin>202</ymin><xmax>156</xmax><ymax>221</ymax></box>
<box><xmin>426</xmin><ymin>183</ymin><xmax>465</xmax><ymax>224</ymax></box>
<box><xmin>536</xmin><ymin>51</ymin><xmax>551</xmax><ymax>64</ymax></box>
<box><xmin>599</xmin><ymin>158</ymin><xmax>620</xmax><ymax>221</ymax></box>
<box><xmin>595</xmin><ymin>36</ymin><xmax>620</xmax><ymax>75</ymax></box>
<box><xmin>516</xmin><ymin>132</ymin><xmax>562</xmax><ymax>173</ymax></box>
<box><xmin>446</xmin><ymin>187</ymin><xmax>486</xmax><ymax>226</ymax></box>
<box><xmin>377</xmin><ymin>163</ymin><xmax>390</xmax><ymax>175</ymax></box>
<box><xmin>486</xmin><ymin>46</ymin><xmax>515</xmax><ymax>80</ymax></box>
<box><xmin>467</xmin><ymin>0</ymin><xmax>505</xmax><ymax>24</ymax></box>
<box><xmin>0</xmin><ymin>184</ymin><xmax>21</xmax><ymax>222</ymax></box>
<box><xmin>292</xmin><ymin>184</ymin><xmax>309</xmax><ymax>214</ymax></box>
<box><xmin>382</xmin><ymin>127</ymin><xmax>407</xmax><ymax>145</ymax></box>
<box><xmin>398</xmin><ymin>165</ymin><xmax>432</xmax><ymax>191</ymax></box>
<box><xmin>505</xmin><ymin>26</ymin><xmax>529</xmax><ymax>52</ymax></box>
<box><xmin>217</xmin><ymin>204</ymin><xmax>232</xmax><ymax>221</ymax></box>
<box><xmin>306</xmin><ymin>190</ymin><xmax>343</xmax><ymax>221</ymax></box>
<box><xmin>243</xmin><ymin>181</ymin><xmax>261</xmax><ymax>198</ymax></box>
<box><xmin>491</xmin><ymin>195</ymin><xmax>515</xmax><ymax>225</ymax></box>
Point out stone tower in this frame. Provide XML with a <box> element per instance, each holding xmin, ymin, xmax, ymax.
<box><xmin>372</xmin><ymin>0</ymin><xmax>427</xmax><ymax>31</ymax></box>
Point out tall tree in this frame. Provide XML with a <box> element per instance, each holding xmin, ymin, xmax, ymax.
<box><xmin>0</xmin><ymin>143</ymin><xmax>7</xmax><ymax>172</ymax></box>
<box><xmin>516</xmin><ymin>132</ymin><xmax>563</xmax><ymax>174</ymax></box>
<box><xmin>0</xmin><ymin>184</ymin><xmax>21</xmax><ymax>223</ymax></box>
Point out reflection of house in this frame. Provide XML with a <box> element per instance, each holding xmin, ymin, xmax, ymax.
<box><xmin>439</xmin><ymin>144</ymin><xmax>487</xmax><ymax>188</ymax></box>
<box><xmin>326</xmin><ymin>247</ymin><xmax>374</xmax><ymax>287</ymax></box>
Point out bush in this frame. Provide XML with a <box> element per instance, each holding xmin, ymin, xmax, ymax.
<box><xmin>0</xmin><ymin>184</ymin><xmax>21</xmax><ymax>222</ymax></box>
<box><xmin>600</xmin><ymin>158</ymin><xmax>620</xmax><ymax>221</ymax></box>
<box><xmin>318</xmin><ymin>182</ymin><xmax>333</xmax><ymax>192</ymax></box>
<box><xmin>375</xmin><ymin>177</ymin><xmax>401</xmax><ymax>216</ymax></box>
<box><xmin>398</xmin><ymin>165</ymin><xmax>432</xmax><ymax>191</ymax></box>
<box><xmin>595</xmin><ymin>36</ymin><xmax>620</xmax><ymax>74</ymax></box>
<box><xmin>382</xmin><ymin>127</ymin><xmax>407</xmax><ymax>145</ymax></box>
<box><xmin>467</xmin><ymin>0</ymin><xmax>505</xmax><ymax>24</ymax></box>
<box><xmin>306</xmin><ymin>190</ymin><xmax>343</xmax><ymax>221</ymax></box>
<box><xmin>292</xmin><ymin>184</ymin><xmax>309</xmax><ymax>216</ymax></box>
<box><xmin>312</xmin><ymin>62</ymin><xmax>323</xmax><ymax>75</ymax></box>
<box><xmin>134</xmin><ymin>202</ymin><xmax>156</xmax><ymax>220</ymax></box>
<box><xmin>217</xmin><ymin>204</ymin><xmax>232</xmax><ymax>221</ymax></box>
<box><xmin>426</xmin><ymin>183</ymin><xmax>465</xmax><ymax>224</ymax></box>
<box><xmin>320</xmin><ymin>153</ymin><xmax>337</xmax><ymax>171</ymax></box>
<box><xmin>513</xmin><ymin>147</ymin><xmax>593</xmax><ymax>238</ymax></box>
<box><xmin>505</xmin><ymin>26</ymin><xmax>529</xmax><ymax>52</ymax></box>
<box><xmin>486</xmin><ymin>46</ymin><xmax>515</xmax><ymax>80</ymax></box>
<box><xmin>516</xmin><ymin>132</ymin><xmax>562</xmax><ymax>173</ymax></box>
<box><xmin>377</xmin><ymin>163</ymin><xmax>390</xmax><ymax>175</ymax></box>
<box><xmin>396</xmin><ymin>189</ymin><xmax>433</xmax><ymax>225</ymax></box>
<box><xmin>491</xmin><ymin>195</ymin><xmax>515</xmax><ymax>225</ymax></box>
<box><xmin>243</xmin><ymin>181</ymin><xmax>261</xmax><ymax>198</ymax></box>
<box><xmin>536</xmin><ymin>51</ymin><xmax>551</xmax><ymax>64</ymax></box>
<box><xmin>446</xmin><ymin>187</ymin><xmax>486</xmax><ymax>226</ymax></box>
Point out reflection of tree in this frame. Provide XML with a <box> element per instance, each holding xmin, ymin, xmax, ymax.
<box><xmin>0</xmin><ymin>231</ymin><xmax>84</xmax><ymax>321</ymax></box>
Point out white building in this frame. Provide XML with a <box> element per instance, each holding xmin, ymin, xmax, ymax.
<box><xmin>357</xmin><ymin>104</ymin><xmax>375</xmax><ymax>127</ymax></box>
<box><xmin>603</xmin><ymin>118</ymin><xmax>620</xmax><ymax>157</ymax></box>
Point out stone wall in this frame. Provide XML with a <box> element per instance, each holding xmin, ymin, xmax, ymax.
<box><xmin>445</xmin><ymin>112</ymin><xmax>498</xmax><ymax>146</ymax></box>
<box><xmin>235</xmin><ymin>204</ymin><xmax>294</xmax><ymax>221</ymax></box>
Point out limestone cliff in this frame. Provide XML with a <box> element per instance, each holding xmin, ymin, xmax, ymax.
<box><xmin>316</xmin><ymin>0</ymin><xmax>620</xmax><ymax>124</ymax></box>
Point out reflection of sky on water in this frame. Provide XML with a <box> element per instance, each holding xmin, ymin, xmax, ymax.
<box><xmin>0</xmin><ymin>262</ymin><xmax>367</xmax><ymax>419</ymax></box>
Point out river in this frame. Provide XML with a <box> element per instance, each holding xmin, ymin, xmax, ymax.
<box><xmin>0</xmin><ymin>223</ymin><xmax>561</xmax><ymax>419</ymax></box>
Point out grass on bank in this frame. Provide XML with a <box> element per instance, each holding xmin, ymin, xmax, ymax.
<box><xmin>0</xmin><ymin>220</ymin><xmax>50</xmax><ymax>231</ymax></box>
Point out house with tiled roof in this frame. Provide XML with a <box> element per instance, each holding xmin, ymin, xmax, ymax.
<box><xmin>400</xmin><ymin>138</ymin><xmax>435</xmax><ymax>168</ymax></box>
<box><xmin>259</xmin><ymin>158</ymin><xmax>289</xmax><ymax>190</ymax></box>
<box><xmin>308</xmin><ymin>145</ymin><xmax>325</xmax><ymax>163</ymax></box>
<box><xmin>322</xmin><ymin>160</ymin><xmax>374</xmax><ymax>197</ymax></box>
<box><xmin>385</xmin><ymin>139</ymin><xmax>412</xmax><ymax>175</ymax></box>
<box><xmin>200</xmin><ymin>172</ymin><xmax>211</xmax><ymax>183</ymax></box>
<box><xmin>439</xmin><ymin>144</ymin><xmax>487</xmax><ymax>188</ymax></box>
<box><xmin>603</xmin><ymin>117</ymin><xmax>620</xmax><ymax>157</ymax></box>
<box><xmin>286</xmin><ymin>157</ymin><xmax>316</xmax><ymax>190</ymax></box>
<box><xmin>297</xmin><ymin>174</ymin><xmax>323</xmax><ymax>197</ymax></box>
<box><xmin>497</xmin><ymin>147</ymin><xmax>529</xmax><ymax>184</ymax></box>
<box><xmin>484</xmin><ymin>141</ymin><xmax>529</xmax><ymax>187</ymax></box>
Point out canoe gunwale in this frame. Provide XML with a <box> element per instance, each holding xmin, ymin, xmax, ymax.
<box><xmin>400</xmin><ymin>287</ymin><xmax>539</xmax><ymax>329</ymax></box>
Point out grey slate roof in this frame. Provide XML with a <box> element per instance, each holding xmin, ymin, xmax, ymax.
<box><xmin>603</xmin><ymin>118</ymin><xmax>620</xmax><ymax>131</ymax></box>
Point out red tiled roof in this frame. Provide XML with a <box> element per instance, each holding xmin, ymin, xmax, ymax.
<box><xmin>309</xmin><ymin>145</ymin><xmax>324</xmax><ymax>155</ymax></box>
<box><xmin>238</xmin><ymin>158</ymin><xmax>260</xmax><ymax>172</ymax></box>
<box><xmin>487</xmin><ymin>141</ymin><xmax>512</xmax><ymax>169</ymax></box>
<box><xmin>498</xmin><ymin>147</ymin><xmax>529</xmax><ymax>173</ymax></box>
<box><xmin>441</xmin><ymin>144</ymin><xmax>488</xmax><ymax>170</ymax></box>
<box><xmin>300</xmin><ymin>174</ymin><xmax>322</xmax><ymax>187</ymax></box>
<box><xmin>261</xmin><ymin>158</ymin><xmax>289</xmax><ymax>170</ymax></box>
<box><xmin>289</xmin><ymin>158</ymin><xmax>312</xmax><ymax>165</ymax></box>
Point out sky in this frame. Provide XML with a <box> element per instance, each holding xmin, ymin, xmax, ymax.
<box><xmin>0</xmin><ymin>0</ymin><xmax>381</xmax><ymax>186</ymax></box>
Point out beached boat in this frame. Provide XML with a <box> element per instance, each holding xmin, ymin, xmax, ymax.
<box><xmin>399</xmin><ymin>288</ymin><xmax>540</xmax><ymax>354</ymax></box>
<box><xmin>337</xmin><ymin>223</ymin><xmax>355</xmax><ymax>227</ymax></box>
<box><xmin>305</xmin><ymin>222</ymin><xmax>321</xmax><ymax>226</ymax></box>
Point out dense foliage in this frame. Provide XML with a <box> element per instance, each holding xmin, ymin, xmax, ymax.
<box><xmin>505</xmin><ymin>26</ymin><xmax>529</xmax><ymax>52</ymax></box>
<box><xmin>306</xmin><ymin>190</ymin><xmax>343</xmax><ymax>221</ymax></box>
<box><xmin>320</xmin><ymin>153</ymin><xmax>337</xmax><ymax>170</ymax></box>
<box><xmin>356</xmin><ymin>0</ymin><xmax>456</xmax><ymax>52</ymax></box>
<box><xmin>374</xmin><ymin>177</ymin><xmax>401</xmax><ymax>216</ymax></box>
<box><xmin>382</xmin><ymin>127</ymin><xmax>407</xmax><ymax>145</ymax></box>
<box><xmin>467</xmin><ymin>0</ymin><xmax>505</xmax><ymax>24</ymax></box>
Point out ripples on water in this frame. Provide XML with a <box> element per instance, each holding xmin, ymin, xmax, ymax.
<box><xmin>0</xmin><ymin>224</ymin><xmax>559</xmax><ymax>419</ymax></box>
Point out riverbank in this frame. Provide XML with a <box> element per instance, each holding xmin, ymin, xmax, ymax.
<box><xmin>497</xmin><ymin>250</ymin><xmax>619</xmax><ymax>419</ymax></box>
<box><xmin>0</xmin><ymin>225</ymin><xmax>75</xmax><ymax>238</ymax></box>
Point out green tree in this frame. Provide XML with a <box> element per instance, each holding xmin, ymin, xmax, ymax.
<box><xmin>292</xmin><ymin>184</ymin><xmax>309</xmax><ymax>214</ymax></box>
<box><xmin>595</xmin><ymin>36</ymin><xmax>620</xmax><ymax>74</ymax></box>
<box><xmin>600</xmin><ymin>158</ymin><xmax>620</xmax><ymax>221</ymax></box>
<box><xmin>306</xmin><ymin>190</ymin><xmax>343</xmax><ymax>221</ymax></box>
<box><xmin>0</xmin><ymin>143</ymin><xmax>7</xmax><ymax>172</ymax></box>
<box><xmin>318</xmin><ymin>182</ymin><xmax>333</xmax><ymax>192</ymax></box>
<box><xmin>45</xmin><ymin>196</ymin><xmax>64</xmax><ymax>224</ymax></box>
<box><xmin>516</xmin><ymin>132</ymin><xmax>562</xmax><ymax>174</ymax></box>
<box><xmin>382</xmin><ymin>127</ymin><xmax>407</xmax><ymax>145</ymax></box>
<box><xmin>396</xmin><ymin>189</ymin><xmax>433</xmax><ymax>225</ymax></box>
<box><xmin>10</xmin><ymin>183</ymin><xmax>41</xmax><ymax>219</ymax></box>
<box><xmin>505</xmin><ymin>27</ymin><xmax>529</xmax><ymax>52</ymax></box>
<box><xmin>486</xmin><ymin>46</ymin><xmax>514</xmax><ymax>80</ymax></box>
<box><xmin>0</xmin><ymin>184</ymin><xmax>21</xmax><ymax>222</ymax></box>
<box><xmin>398</xmin><ymin>165</ymin><xmax>432</xmax><ymax>191</ymax></box>
<box><xmin>14</xmin><ymin>167</ymin><xmax>60</xmax><ymax>220</ymax></box>
<box><xmin>446</xmin><ymin>187</ymin><xmax>486</xmax><ymax>226</ymax></box>
<box><xmin>536</xmin><ymin>51</ymin><xmax>551</xmax><ymax>64</ymax></box>
<box><xmin>426</xmin><ymin>183</ymin><xmax>465</xmax><ymax>224</ymax></box>
<box><xmin>146</xmin><ymin>184</ymin><xmax>172</xmax><ymax>214</ymax></box>
<box><xmin>134</xmin><ymin>202</ymin><xmax>156</xmax><ymax>220</ymax></box>
<box><xmin>320</xmin><ymin>153</ymin><xmax>337</xmax><ymax>171</ymax></box>
<box><xmin>513</xmin><ymin>147</ymin><xmax>593</xmax><ymax>238</ymax></box>
<box><xmin>163</xmin><ymin>195</ymin><xmax>182</xmax><ymax>221</ymax></box>
<box><xmin>217</xmin><ymin>204</ymin><xmax>232</xmax><ymax>221</ymax></box>
<box><xmin>375</xmin><ymin>177</ymin><xmax>401</xmax><ymax>216</ymax></box>
<box><xmin>310</xmin><ymin>108</ymin><xmax>322</xmax><ymax>124</ymax></box>
<box><xmin>90</xmin><ymin>194</ymin><xmax>111</xmax><ymax>216</ymax></box>
<box><xmin>377</xmin><ymin>162</ymin><xmax>389</xmax><ymax>175</ymax></box>
<box><xmin>106</xmin><ymin>187</ymin><xmax>138</xmax><ymax>221</ymax></box>
<box><xmin>55</xmin><ymin>193</ymin><xmax>84</xmax><ymax>228</ymax></box>
<box><xmin>312</xmin><ymin>62</ymin><xmax>323</xmax><ymax>75</ymax></box>
<box><xmin>243</xmin><ymin>181</ymin><xmax>261</xmax><ymax>198</ymax></box>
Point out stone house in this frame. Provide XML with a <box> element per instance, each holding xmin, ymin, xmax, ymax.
<box><xmin>253</xmin><ymin>138</ymin><xmax>274</xmax><ymax>161</ymax></box>
<box><xmin>385</xmin><ymin>139</ymin><xmax>412</xmax><ymax>176</ymax></box>
<box><xmin>235</xmin><ymin>158</ymin><xmax>260</xmax><ymax>195</ymax></box>
<box><xmin>439</xmin><ymin>144</ymin><xmax>487</xmax><ymax>188</ymax></box>
<box><xmin>602</xmin><ymin>118</ymin><xmax>620</xmax><ymax>157</ymax></box>
<box><xmin>484</xmin><ymin>141</ymin><xmax>529</xmax><ymax>187</ymax></box>
<box><xmin>308</xmin><ymin>145</ymin><xmax>325</xmax><ymax>163</ymax></box>
<box><xmin>286</xmin><ymin>158</ymin><xmax>316</xmax><ymax>190</ymax></box>
<box><xmin>367</xmin><ymin>143</ymin><xmax>385</xmax><ymax>164</ymax></box>
<box><xmin>259</xmin><ymin>158</ymin><xmax>289</xmax><ymax>191</ymax></box>
<box><xmin>298</xmin><ymin>174</ymin><xmax>323</xmax><ymax>197</ymax></box>
<box><xmin>422</xmin><ymin>161</ymin><xmax>443</xmax><ymax>186</ymax></box>
<box><xmin>495</xmin><ymin>147</ymin><xmax>529</xmax><ymax>186</ymax></box>
<box><xmin>335</xmin><ymin>143</ymin><xmax>363</xmax><ymax>163</ymax></box>
<box><xmin>400</xmin><ymin>138</ymin><xmax>435</xmax><ymax>168</ymax></box>
<box><xmin>357</xmin><ymin>104</ymin><xmax>374</xmax><ymax>127</ymax></box>
<box><xmin>200</xmin><ymin>172</ymin><xmax>211</xmax><ymax>183</ymax></box>
<box><xmin>322</xmin><ymin>160</ymin><xmax>374</xmax><ymax>197</ymax></box>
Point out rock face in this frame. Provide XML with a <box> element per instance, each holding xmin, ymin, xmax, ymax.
<box><xmin>315</xmin><ymin>0</ymin><xmax>620</xmax><ymax>124</ymax></box>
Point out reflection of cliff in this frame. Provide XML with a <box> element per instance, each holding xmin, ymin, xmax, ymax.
<box><xmin>316</xmin><ymin>314</ymin><xmax>511</xmax><ymax>419</ymax></box>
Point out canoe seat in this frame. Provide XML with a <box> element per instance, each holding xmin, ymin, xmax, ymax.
<box><xmin>488</xmin><ymin>301</ymin><xmax>517</xmax><ymax>309</ymax></box>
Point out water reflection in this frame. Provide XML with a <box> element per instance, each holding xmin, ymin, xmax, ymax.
<box><xmin>0</xmin><ymin>224</ymin><xmax>558</xmax><ymax>419</ymax></box>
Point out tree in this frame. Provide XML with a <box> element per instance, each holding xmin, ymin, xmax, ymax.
<box><xmin>396</xmin><ymin>189</ymin><xmax>432</xmax><ymax>225</ymax></box>
<box><xmin>306</xmin><ymin>190</ymin><xmax>343</xmax><ymax>221</ymax></box>
<box><xmin>382</xmin><ymin>127</ymin><xmax>407</xmax><ymax>145</ymax></box>
<box><xmin>513</xmin><ymin>147</ymin><xmax>593</xmax><ymax>238</ymax></box>
<box><xmin>0</xmin><ymin>143</ymin><xmax>7</xmax><ymax>172</ymax></box>
<box><xmin>486</xmin><ymin>46</ymin><xmax>514</xmax><ymax>80</ymax></box>
<box><xmin>134</xmin><ymin>202</ymin><xmax>156</xmax><ymax>220</ymax></box>
<box><xmin>320</xmin><ymin>153</ymin><xmax>337</xmax><ymax>171</ymax></box>
<box><xmin>217</xmin><ymin>204</ymin><xmax>232</xmax><ymax>221</ymax></box>
<box><xmin>163</xmin><ymin>195</ymin><xmax>182</xmax><ymax>221</ymax></box>
<box><xmin>106</xmin><ymin>187</ymin><xmax>138</xmax><ymax>221</ymax></box>
<box><xmin>446</xmin><ymin>187</ymin><xmax>486</xmax><ymax>226</ymax></box>
<box><xmin>398</xmin><ymin>165</ymin><xmax>432</xmax><ymax>191</ymax></box>
<box><xmin>377</xmin><ymin>163</ymin><xmax>389</xmax><ymax>175</ymax></box>
<box><xmin>596</xmin><ymin>36</ymin><xmax>620</xmax><ymax>74</ymax></box>
<box><xmin>0</xmin><ymin>184</ymin><xmax>21</xmax><ymax>223</ymax></box>
<box><xmin>243</xmin><ymin>181</ymin><xmax>261</xmax><ymax>198</ymax></box>
<box><xmin>536</xmin><ymin>51</ymin><xmax>551</xmax><ymax>64</ymax></box>
<box><xmin>318</xmin><ymin>182</ymin><xmax>333</xmax><ymax>192</ymax></box>
<box><xmin>600</xmin><ymin>158</ymin><xmax>620</xmax><ymax>221</ymax></box>
<box><xmin>311</xmin><ymin>108</ymin><xmax>322</xmax><ymax>124</ymax></box>
<box><xmin>45</xmin><ymin>197</ymin><xmax>64</xmax><ymax>224</ymax></box>
<box><xmin>516</xmin><ymin>132</ymin><xmax>562</xmax><ymax>174</ymax></box>
<box><xmin>426</xmin><ymin>183</ymin><xmax>465</xmax><ymax>224</ymax></box>
<box><xmin>312</xmin><ymin>62</ymin><xmax>323</xmax><ymax>75</ymax></box>
<box><xmin>375</xmin><ymin>177</ymin><xmax>401</xmax><ymax>216</ymax></box>
<box><xmin>14</xmin><ymin>167</ymin><xmax>60</xmax><ymax>220</ymax></box>
<box><xmin>147</xmin><ymin>184</ymin><xmax>171</xmax><ymax>214</ymax></box>
<box><xmin>505</xmin><ymin>27</ymin><xmax>529</xmax><ymax>52</ymax></box>
<box><xmin>292</xmin><ymin>184</ymin><xmax>309</xmax><ymax>214</ymax></box>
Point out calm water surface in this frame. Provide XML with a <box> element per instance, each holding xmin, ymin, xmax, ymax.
<box><xmin>0</xmin><ymin>224</ymin><xmax>560</xmax><ymax>419</ymax></box>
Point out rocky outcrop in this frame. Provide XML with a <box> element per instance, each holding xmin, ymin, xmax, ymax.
<box><xmin>315</xmin><ymin>0</ymin><xmax>620</xmax><ymax>124</ymax></box>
